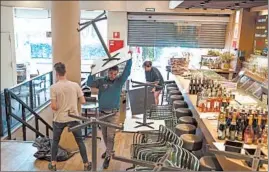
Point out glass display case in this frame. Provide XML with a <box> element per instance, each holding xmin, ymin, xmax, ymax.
<box><xmin>235</xmin><ymin>70</ymin><xmax>268</xmax><ymax>104</ymax></box>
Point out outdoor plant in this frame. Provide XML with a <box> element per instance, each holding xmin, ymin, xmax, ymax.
<box><xmin>207</xmin><ymin>50</ymin><xmax>221</xmax><ymax>56</ymax></box>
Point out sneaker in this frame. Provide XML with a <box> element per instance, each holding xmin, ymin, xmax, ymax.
<box><xmin>101</xmin><ymin>152</ymin><xmax>106</xmax><ymax>159</ymax></box>
<box><xmin>84</xmin><ymin>162</ymin><xmax>92</xmax><ymax>171</ymax></box>
<box><xmin>48</xmin><ymin>162</ymin><xmax>57</xmax><ymax>171</ymax></box>
<box><xmin>103</xmin><ymin>156</ymin><xmax>111</xmax><ymax>169</ymax></box>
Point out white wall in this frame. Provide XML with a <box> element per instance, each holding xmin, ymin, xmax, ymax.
<box><xmin>1</xmin><ymin>6</ymin><xmax>17</xmax><ymax>90</ymax></box>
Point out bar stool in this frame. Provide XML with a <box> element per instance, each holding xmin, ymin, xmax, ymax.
<box><xmin>199</xmin><ymin>156</ymin><xmax>222</xmax><ymax>171</ymax></box>
<box><xmin>166</xmin><ymin>87</ymin><xmax>178</xmax><ymax>101</ymax></box>
<box><xmin>169</xmin><ymin>95</ymin><xmax>184</xmax><ymax>105</ymax></box>
<box><xmin>179</xmin><ymin>116</ymin><xmax>197</xmax><ymax>127</ymax></box>
<box><xmin>175</xmin><ymin>124</ymin><xmax>196</xmax><ymax>136</ymax></box>
<box><xmin>168</xmin><ymin>90</ymin><xmax>182</xmax><ymax>97</ymax></box>
<box><xmin>180</xmin><ymin>134</ymin><xmax>203</xmax><ymax>152</ymax></box>
<box><xmin>166</xmin><ymin>83</ymin><xmax>177</xmax><ymax>90</ymax></box>
<box><xmin>174</xmin><ymin>108</ymin><xmax>192</xmax><ymax>119</ymax></box>
<box><xmin>173</xmin><ymin>100</ymin><xmax>188</xmax><ymax>109</ymax></box>
<box><xmin>161</xmin><ymin>81</ymin><xmax>177</xmax><ymax>105</ymax></box>
<box><xmin>168</xmin><ymin>90</ymin><xmax>182</xmax><ymax>102</ymax></box>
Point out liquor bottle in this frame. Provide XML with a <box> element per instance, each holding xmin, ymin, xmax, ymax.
<box><xmin>225</xmin><ymin>111</ymin><xmax>232</xmax><ymax>139</ymax></box>
<box><xmin>189</xmin><ymin>77</ymin><xmax>193</xmax><ymax>94</ymax></box>
<box><xmin>236</xmin><ymin>114</ymin><xmax>244</xmax><ymax>141</ymax></box>
<box><xmin>253</xmin><ymin>110</ymin><xmax>258</xmax><ymax>132</ymax></box>
<box><xmin>244</xmin><ymin>115</ymin><xmax>254</xmax><ymax>144</ymax></box>
<box><xmin>218</xmin><ymin>111</ymin><xmax>226</xmax><ymax>140</ymax></box>
<box><xmin>217</xmin><ymin>107</ymin><xmax>225</xmax><ymax>130</ymax></box>
<box><xmin>194</xmin><ymin>77</ymin><xmax>197</xmax><ymax>94</ymax></box>
<box><xmin>229</xmin><ymin>111</ymin><xmax>237</xmax><ymax>141</ymax></box>
<box><xmin>261</xmin><ymin>125</ymin><xmax>268</xmax><ymax>147</ymax></box>
<box><xmin>261</xmin><ymin>110</ymin><xmax>268</xmax><ymax>130</ymax></box>
<box><xmin>254</xmin><ymin>115</ymin><xmax>263</xmax><ymax>144</ymax></box>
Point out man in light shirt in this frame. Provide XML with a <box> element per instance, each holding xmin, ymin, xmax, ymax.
<box><xmin>48</xmin><ymin>62</ymin><xmax>91</xmax><ymax>171</ymax></box>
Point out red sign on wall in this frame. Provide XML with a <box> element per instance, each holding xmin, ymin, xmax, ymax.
<box><xmin>113</xmin><ymin>32</ymin><xmax>120</xmax><ymax>39</ymax></box>
<box><xmin>109</xmin><ymin>40</ymin><xmax>124</xmax><ymax>53</ymax></box>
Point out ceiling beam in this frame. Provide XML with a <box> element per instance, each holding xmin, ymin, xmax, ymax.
<box><xmin>250</xmin><ymin>5</ymin><xmax>268</xmax><ymax>12</ymax></box>
<box><xmin>169</xmin><ymin>1</ymin><xmax>184</xmax><ymax>9</ymax></box>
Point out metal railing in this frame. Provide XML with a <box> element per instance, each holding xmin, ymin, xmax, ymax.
<box><xmin>0</xmin><ymin>71</ymin><xmax>53</xmax><ymax>137</ymax></box>
<box><xmin>4</xmin><ymin>89</ymin><xmax>53</xmax><ymax>140</ymax></box>
<box><xmin>0</xmin><ymin>71</ymin><xmax>90</xmax><ymax>138</ymax></box>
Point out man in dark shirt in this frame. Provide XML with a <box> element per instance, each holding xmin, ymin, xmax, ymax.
<box><xmin>87</xmin><ymin>59</ymin><xmax>132</xmax><ymax>169</ymax></box>
<box><xmin>143</xmin><ymin>61</ymin><xmax>164</xmax><ymax>105</ymax></box>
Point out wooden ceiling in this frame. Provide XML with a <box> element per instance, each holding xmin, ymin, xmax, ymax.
<box><xmin>176</xmin><ymin>0</ymin><xmax>268</xmax><ymax>10</ymax></box>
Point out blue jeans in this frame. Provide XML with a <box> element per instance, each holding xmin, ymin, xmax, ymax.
<box><xmin>51</xmin><ymin>121</ymin><xmax>88</xmax><ymax>163</ymax></box>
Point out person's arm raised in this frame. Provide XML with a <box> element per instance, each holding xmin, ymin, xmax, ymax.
<box><xmin>119</xmin><ymin>59</ymin><xmax>132</xmax><ymax>85</ymax></box>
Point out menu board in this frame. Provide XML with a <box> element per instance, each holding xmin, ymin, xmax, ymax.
<box><xmin>254</xmin><ymin>15</ymin><xmax>268</xmax><ymax>56</ymax></box>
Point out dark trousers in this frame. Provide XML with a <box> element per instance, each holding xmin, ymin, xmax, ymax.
<box><xmin>51</xmin><ymin>121</ymin><xmax>88</xmax><ymax>163</ymax></box>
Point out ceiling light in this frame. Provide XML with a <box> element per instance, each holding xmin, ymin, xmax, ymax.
<box><xmin>235</xmin><ymin>3</ymin><xmax>240</xmax><ymax>8</ymax></box>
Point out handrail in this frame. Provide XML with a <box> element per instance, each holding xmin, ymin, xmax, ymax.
<box><xmin>7</xmin><ymin>89</ymin><xmax>53</xmax><ymax>131</ymax></box>
<box><xmin>9</xmin><ymin>111</ymin><xmax>45</xmax><ymax>137</ymax></box>
<box><xmin>9</xmin><ymin>71</ymin><xmax>52</xmax><ymax>90</ymax></box>
<box><xmin>1</xmin><ymin>70</ymin><xmax>89</xmax><ymax>138</ymax></box>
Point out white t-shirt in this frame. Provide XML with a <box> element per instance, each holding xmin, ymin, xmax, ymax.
<box><xmin>50</xmin><ymin>79</ymin><xmax>83</xmax><ymax>123</ymax></box>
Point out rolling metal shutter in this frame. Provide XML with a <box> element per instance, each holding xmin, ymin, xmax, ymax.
<box><xmin>128</xmin><ymin>20</ymin><xmax>227</xmax><ymax>49</ymax></box>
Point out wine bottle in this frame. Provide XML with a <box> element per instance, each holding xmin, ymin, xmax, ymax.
<box><xmin>225</xmin><ymin>111</ymin><xmax>232</xmax><ymax>139</ymax></box>
<box><xmin>189</xmin><ymin>77</ymin><xmax>193</xmax><ymax>94</ymax></box>
<box><xmin>236</xmin><ymin>113</ymin><xmax>244</xmax><ymax>141</ymax></box>
<box><xmin>254</xmin><ymin>115</ymin><xmax>263</xmax><ymax>144</ymax></box>
<box><xmin>261</xmin><ymin>110</ymin><xmax>268</xmax><ymax>130</ymax></box>
<box><xmin>229</xmin><ymin>110</ymin><xmax>237</xmax><ymax>141</ymax></box>
<box><xmin>244</xmin><ymin>115</ymin><xmax>254</xmax><ymax>144</ymax></box>
<box><xmin>218</xmin><ymin>111</ymin><xmax>226</xmax><ymax>140</ymax></box>
<box><xmin>261</xmin><ymin>124</ymin><xmax>268</xmax><ymax>147</ymax></box>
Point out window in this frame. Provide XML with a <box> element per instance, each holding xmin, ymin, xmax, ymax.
<box><xmin>80</xmin><ymin>17</ymin><xmax>108</xmax><ymax>60</ymax></box>
<box><xmin>14</xmin><ymin>9</ymin><xmax>108</xmax><ymax>74</ymax></box>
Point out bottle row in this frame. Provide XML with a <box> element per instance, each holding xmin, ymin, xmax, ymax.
<box><xmin>217</xmin><ymin>106</ymin><xmax>268</xmax><ymax>146</ymax></box>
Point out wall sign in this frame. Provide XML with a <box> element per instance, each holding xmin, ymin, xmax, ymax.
<box><xmin>145</xmin><ymin>8</ymin><xmax>155</xmax><ymax>12</ymax></box>
<box><xmin>109</xmin><ymin>40</ymin><xmax>124</xmax><ymax>53</ymax></box>
<box><xmin>113</xmin><ymin>32</ymin><xmax>120</xmax><ymax>39</ymax></box>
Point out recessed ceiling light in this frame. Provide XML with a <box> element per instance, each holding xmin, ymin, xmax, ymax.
<box><xmin>235</xmin><ymin>3</ymin><xmax>240</xmax><ymax>8</ymax></box>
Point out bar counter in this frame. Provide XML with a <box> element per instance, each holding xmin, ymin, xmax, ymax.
<box><xmin>173</xmin><ymin>74</ymin><xmax>268</xmax><ymax>171</ymax></box>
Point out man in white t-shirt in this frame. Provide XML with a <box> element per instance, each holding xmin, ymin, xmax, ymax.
<box><xmin>48</xmin><ymin>62</ymin><xmax>91</xmax><ymax>171</ymax></box>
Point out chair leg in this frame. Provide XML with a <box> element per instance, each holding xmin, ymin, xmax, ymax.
<box><xmin>161</xmin><ymin>91</ymin><xmax>164</xmax><ymax>105</ymax></box>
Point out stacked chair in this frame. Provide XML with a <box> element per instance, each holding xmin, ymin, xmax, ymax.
<box><xmin>128</xmin><ymin>125</ymin><xmax>200</xmax><ymax>171</ymax></box>
<box><xmin>146</xmin><ymin>105</ymin><xmax>177</xmax><ymax>131</ymax></box>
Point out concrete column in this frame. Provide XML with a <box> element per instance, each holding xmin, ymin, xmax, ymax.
<box><xmin>51</xmin><ymin>1</ymin><xmax>81</xmax><ymax>84</ymax></box>
<box><xmin>51</xmin><ymin>1</ymin><xmax>81</xmax><ymax>152</ymax></box>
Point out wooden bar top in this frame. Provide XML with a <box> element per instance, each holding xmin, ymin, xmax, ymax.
<box><xmin>173</xmin><ymin>74</ymin><xmax>268</xmax><ymax>171</ymax></box>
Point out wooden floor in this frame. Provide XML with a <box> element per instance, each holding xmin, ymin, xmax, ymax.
<box><xmin>1</xmin><ymin>131</ymin><xmax>134</xmax><ymax>171</ymax></box>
